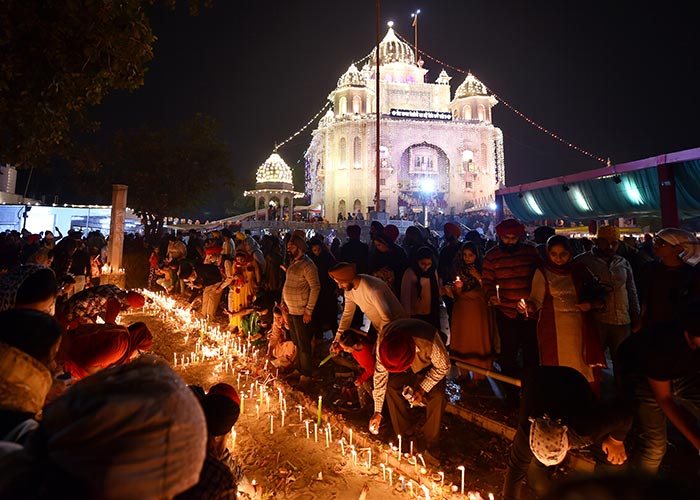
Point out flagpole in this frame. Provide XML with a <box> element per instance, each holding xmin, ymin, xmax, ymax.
<box><xmin>374</xmin><ymin>0</ymin><xmax>381</xmax><ymax>214</ymax></box>
<box><xmin>411</xmin><ymin>9</ymin><xmax>420</xmax><ymax>58</ymax></box>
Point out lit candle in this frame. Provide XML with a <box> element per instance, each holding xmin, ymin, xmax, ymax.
<box><xmin>304</xmin><ymin>420</ymin><xmax>310</xmax><ymax>439</ymax></box>
<box><xmin>325</xmin><ymin>428</ymin><xmax>330</xmax><ymax>448</ymax></box>
<box><xmin>327</xmin><ymin>423</ymin><xmax>332</xmax><ymax>442</ymax></box>
<box><xmin>230</xmin><ymin>429</ymin><xmax>236</xmax><ymax>452</ymax></box>
<box><xmin>265</xmin><ymin>393</ymin><xmax>270</xmax><ymax>412</ymax></box>
<box><xmin>240</xmin><ymin>394</ymin><xmax>244</xmax><ymax>415</ymax></box>
<box><xmin>418</xmin><ymin>453</ymin><xmax>426</xmax><ymax>468</ymax></box>
<box><xmin>408</xmin><ymin>480</ymin><xmax>413</xmax><ymax>495</ymax></box>
<box><xmin>281</xmin><ymin>409</ymin><xmax>285</xmax><ymax>427</ymax></box>
<box><xmin>397</xmin><ymin>435</ymin><xmax>402</xmax><ymax>460</ymax></box>
<box><xmin>314</xmin><ymin>422</ymin><xmax>318</xmax><ymax>443</ymax></box>
<box><xmin>256</xmin><ymin>404</ymin><xmax>260</xmax><ymax>420</ymax></box>
<box><xmin>351</xmin><ymin>446</ymin><xmax>357</xmax><ymax>466</ymax></box>
<box><xmin>496</xmin><ymin>284</ymin><xmax>500</xmax><ymax>301</ymax></box>
<box><xmin>388</xmin><ymin>468</ymin><xmax>393</xmax><ymax>487</ymax></box>
<box><xmin>458</xmin><ymin>465</ymin><xmax>465</xmax><ymax>495</ymax></box>
<box><xmin>298</xmin><ymin>404</ymin><xmax>303</xmax><ymax>422</ymax></box>
<box><xmin>270</xmin><ymin>414</ymin><xmax>274</xmax><ymax>434</ymax></box>
<box><xmin>339</xmin><ymin>439</ymin><xmax>345</xmax><ymax>456</ymax></box>
<box><xmin>410</xmin><ymin>440</ymin><xmax>414</xmax><ymax>457</ymax></box>
<box><xmin>237</xmin><ymin>374</ymin><xmax>241</xmax><ymax>389</ymax></box>
<box><xmin>349</xmin><ymin>428</ymin><xmax>353</xmax><ymax>446</ymax></box>
<box><xmin>420</xmin><ymin>484</ymin><xmax>431</xmax><ymax>499</ymax></box>
<box><xmin>520</xmin><ymin>298</ymin><xmax>529</xmax><ymax>319</ymax></box>
<box><xmin>399</xmin><ymin>476</ymin><xmax>405</xmax><ymax>492</ymax></box>
<box><xmin>317</xmin><ymin>396</ymin><xmax>322</xmax><ymax>426</ymax></box>
<box><xmin>489</xmin><ymin>493</ymin><xmax>494</xmax><ymax>500</ymax></box>
<box><xmin>173</xmin><ymin>352</ymin><xmax>177</xmax><ymax>366</ymax></box>
<box><xmin>380</xmin><ymin>463</ymin><xmax>386</xmax><ymax>481</ymax></box>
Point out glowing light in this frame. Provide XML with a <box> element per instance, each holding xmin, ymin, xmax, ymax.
<box><xmin>570</xmin><ymin>186</ymin><xmax>592</xmax><ymax>212</ymax></box>
<box><xmin>524</xmin><ymin>192</ymin><xmax>544</xmax><ymax>216</ymax></box>
<box><xmin>387</xmin><ymin>21</ymin><xmax>394</xmax><ymax>28</ymax></box>
<box><xmin>621</xmin><ymin>177</ymin><xmax>644</xmax><ymax>205</ymax></box>
<box><xmin>489</xmin><ymin>202</ymin><xmax>497</xmax><ymax>211</ymax></box>
<box><xmin>421</xmin><ymin>178</ymin><xmax>435</xmax><ymax>194</ymax></box>
<box><xmin>255</xmin><ymin>153</ymin><xmax>293</xmax><ymax>185</ymax></box>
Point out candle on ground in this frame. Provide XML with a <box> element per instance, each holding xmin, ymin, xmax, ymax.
<box><xmin>304</xmin><ymin>420</ymin><xmax>310</xmax><ymax>439</ymax></box>
<box><xmin>410</xmin><ymin>440</ymin><xmax>414</xmax><ymax>457</ymax></box>
<box><xmin>281</xmin><ymin>409</ymin><xmax>285</xmax><ymax>427</ymax></box>
<box><xmin>496</xmin><ymin>284</ymin><xmax>500</xmax><ymax>301</ymax></box>
<box><xmin>298</xmin><ymin>405</ymin><xmax>303</xmax><ymax>422</ymax></box>
<box><xmin>317</xmin><ymin>396</ymin><xmax>322</xmax><ymax>426</ymax></box>
<box><xmin>458</xmin><ymin>465</ymin><xmax>465</xmax><ymax>495</ymax></box>
<box><xmin>325</xmin><ymin>428</ymin><xmax>330</xmax><ymax>448</ymax></box>
<box><xmin>388</xmin><ymin>468</ymin><xmax>393</xmax><ymax>487</ymax></box>
<box><xmin>256</xmin><ymin>404</ymin><xmax>260</xmax><ymax>420</ymax></box>
<box><xmin>314</xmin><ymin>422</ymin><xmax>318</xmax><ymax>443</ymax></box>
<box><xmin>399</xmin><ymin>476</ymin><xmax>405</xmax><ymax>492</ymax></box>
<box><xmin>339</xmin><ymin>439</ymin><xmax>345</xmax><ymax>456</ymax></box>
<box><xmin>438</xmin><ymin>471</ymin><xmax>444</xmax><ymax>488</ymax></box>
<box><xmin>349</xmin><ymin>428</ymin><xmax>353</xmax><ymax>446</ymax></box>
<box><xmin>230</xmin><ymin>429</ymin><xmax>236</xmax><ymax>452</ymax></box>
<box><xmin>397</xmin><ymin>435</ymin><xmax>402</xmax><ymax>460</ymax></box>
<box><xmin>380</xmin><ymin>463</ymin><xmax>386</xmax><ymax>481</ymax></box>
<box><xmin>326</xmin><ymin>423</ymin><xmax>332</xmax><ymax>442</ymax></box>
<box><xmin>269</xmin><ymin>414</ymin><xmax>274</xmax><ymax>434</ymax></box>
<box><xmin>366</xmin><ymin>449</ymin><xmax>371</xmax><ymax>469</ymax></box>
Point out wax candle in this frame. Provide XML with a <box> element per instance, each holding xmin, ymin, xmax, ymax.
<box><xmin>418</xmin><ymin>453</ymin><xmax>426</xmax><ymax>468</ymax></box>
<box><xmin>397</xmin><ymin>435</ymin><xmax>402</xmax><ymax>460</ymax></box>
<box><xmin>339</xmin><ymin>439</ymin><xmax>345</xmax><ymax>456</ymax></box>
<box><xmin>366</xmin><ymin>449</ymin><xmax>371</xmax><ymax>469</ymax></box>
<box><xmin>281</xmin><ymin>410</ymin><xmax>285</xmax><ymax>427</ymax></box>
<box><xmin>256</xmin><ymin>404</ymin><xmax>260</xmax><ymax>420</ymax></box>
<box><xmin>327</xmin><ymin>423</ymin><xmax>332</xmax><ymax>442</ymax></box>
<box><xmin>270</xmin><ymin>414</ymin><xmax>274</xmax><ymax>434</ymax></box>
<box><xmin>349</xmin><ymin>428</ymin><xmax>353</xmax><ymax>446</ymax></box>
<box><xmin>298</xmin><ymin>404</ymin><xmax>303</xmax><ymax>422</ymax></box>
<box><xmin>314</xmin><ymin>422</ymin><xmax>318</xmax><ymax>443</ymax></box>
<box><xmin>305</xmin><ymin>420</ymin><xmax>310</xmax><ymax>439</ymax></box>
<box><xmin>388</xmin><ymin>468</ymin><xmax>393</xmax><ymax>487</ymax></box>
<box><xmin>317</xmin><ymin>396</ymin><xmax>322</xmax><ymax>426</ymax></box>
<box><xmin>458</xmin><ymin>465</ymin><xmax>465</xmax><ymax>495</ymax></box>
<box><xmin>325</xmin><ymin>428</ymin><xmax>330</xmax><ymax>448</ymax></box>
<box><xmin>408</xmin><ymin>481</ymin><xmax>413</xmax><ymax>495</ymax></box>
<box><xmin>520</xmin><ymin>298</ymin><xmax>529</xmax><ymax>318</ymax></box>
<box><xmin>410</xmin><ymin>440</ymin><xmax>414</xmax><ymax>457</ymax></box>
<box><xmin>173</xmin><ymin>353</ymin><xmax>177</xmax><ymax>366</ymax></box>
<box><xmin>230</xmin><ymin>429</ymin><xmax>236</xmax><ymax>452</ymax></box>
<box><xmin>399</xmin><ymin>476</ymin><xmax>405</xmax><ymax>492</ymax></box>
<box><xmin>496</xmin><ymin>284</ymin><xmax>500</xmax><ymax>301</ymax></box>
<box><xmin>240</xmin><ymin>395</ymin><xmax>244</xmax><ymax>415</ymax></box>
<box><xmin>351</xmin><ymin>447</ymin><xmax>357</xmax><ymax>466</ymax></box>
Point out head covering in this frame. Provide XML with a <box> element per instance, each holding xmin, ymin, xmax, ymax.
<box><xmin>208</xmin><ymin>382</ymin><xmax>240</xmax><ymax>406</ymax></box>
<box><xmin>596</xmin><ymin>225</ymin><xmax>620</xmax><ymax>242</ymax></box>
<box><xmin>0</xmin><ymin>342</ymin><xmax>53</xmax><ymax>416</ymax></box>
<box><xmin>293</xmin><ymin>229</ymin><xmax>306</xmax><ymax>239</ymax></box>
<box><xmin>26</xmin><ymin>234</ymin><xmax>41</xmax><ymax>245</ymax></box>
<box><xmin>234</xmin><ymin>232</ymin><xmax>247</xmax><ymax>242</ymax></box>
<box><xmin>328</xmin><ymin>262</ymin><xmax>357</xmax><ymax>282</ymax></box>
<box><xmin>63</xmin><ymin>324</ymin><xmax>130</xmax><ymax>379</ymax></box>
<box><xmin>346</xmin><ymin>224</ymin><xmax>361</xmax><ymax>238</ymax></box>
<box><xmin>443</xmin><ymin>222</ymin><xmax>461</xmax><ymax>239</ymax></box>
<box><xmin>378</xmin><ymin>329</ymin><xmax>416</xmax><ymax>373</ymax></box>
<box><xmin>17</xmin><ymin>357</ymin><xmax>206</xmax><ymax>499</ymax></box>
<box><xmin>656</xmin><ymin>228</ymin><xmax>700</xmax><ymax>266</ymax></box>
<box><xmin>496</xmin><ymin>218</ymin><xmax>525</xmax><ymax>239</ymax></box>
<box><xmin>384</xmin><ymin>224</ymin><xmax>399</xmax><ymax>243</ymax></box>
<box><xmin>0</xmin><ymin>264</ymin><xmax>52</xmax><ymax>312</ymax></box>
<box><xmin>201</xmin><ymin>392</ymin><xmax>240</xmax><ymax>436</ymax></box>
<box><xmin>289</xmin><ymin>234</ymin><xmax>308</xmax><ymax>252</ymax></box>
<box><xmin>125</xmin><ymin>291</ymin><xmax>145</xmax><ymax>309</ymax></box>
<box><xmin>529</xmin><ymin>416</ymin><xmax>569</xmax><ymax>466</ymax></box>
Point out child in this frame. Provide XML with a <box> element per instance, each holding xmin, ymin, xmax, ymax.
<box><xmin>338</xmin><ymin>330</ymin><xmax>376</xmax><ymax>410</ymax></box>
<box><xmin>266</xmin><ymin>304</ymin><xmax>296</xmax><ymax>372</ymax></box>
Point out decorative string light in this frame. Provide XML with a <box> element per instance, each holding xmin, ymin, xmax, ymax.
<box><xmin>393</xmin><ymin>31</ymin><xmax>608</xmax><ymax>165</ymax></box>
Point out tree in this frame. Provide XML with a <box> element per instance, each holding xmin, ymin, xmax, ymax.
<box><xmin>0</xmin><ymin>0</ymin><xmax>210</xmax><ymax>168</ymax></box>
<box><xmin>87</xmin><ymin>114</ymin><xmax>232</xmax><ymax>243</ymax></box>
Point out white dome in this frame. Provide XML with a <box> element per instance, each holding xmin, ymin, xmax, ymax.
<box><xmin>256</xmin><ymin>153</ymin><xmax>293</xmax><ymax>185</ymax></box>
<box><xmin>337</xmin><ymin>63</ymin><xmax>366</xmax><ymax>88</ymax></box>
<box><xmin>454</xmin><ymin>73</ymin><xmax>489</xmax><ymax>99</ymax></box>
<box><xmin>371</xmin><ymin>27</ymin><xmax>416</xmax><ymax>66</ymax></box>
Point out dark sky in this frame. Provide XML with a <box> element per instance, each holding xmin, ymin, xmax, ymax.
<box><xmin>84</xmin><ymin>0</ymin><xmax>698</xmax><ymax>218</ymax></box>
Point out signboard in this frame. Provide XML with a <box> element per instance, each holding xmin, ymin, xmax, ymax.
<box><xmin>389</xmin><ymin>109</ymin><xmax>452</xmax><ymax>121</ymax></box>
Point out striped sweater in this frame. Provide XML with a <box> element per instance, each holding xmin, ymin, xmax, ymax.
<box><xmin>482</xmin><ymin>243</ymin><xmax>541</xmax><ymax>319</ymax></box>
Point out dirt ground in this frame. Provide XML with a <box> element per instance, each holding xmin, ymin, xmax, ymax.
<box><xmin>121</xmin><ymin>293</ymin><xmax>699</xmax><ymax>499</ymax></box>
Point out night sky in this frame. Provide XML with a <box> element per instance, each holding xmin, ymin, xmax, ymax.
<box><xmin>76</xmin><ymin>1</ymin><xmax>699</xmax><ymax>218</ymax></box>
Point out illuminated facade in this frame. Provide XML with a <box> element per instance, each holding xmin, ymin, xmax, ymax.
<box><xmin>245</xmin><ymin>152</ymin><xmax>304</xmax><ymax>221</ymax></box>
<box><xmin>305</xmin><ymin>27</ymin><xmax>505</xmax><ymax>221</ymax></box>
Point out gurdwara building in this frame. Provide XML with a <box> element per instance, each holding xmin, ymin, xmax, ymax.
<box><xmin>304</xmin><ymin>27</ymin><xmax>505</xmax><ymax>221</ymax></box>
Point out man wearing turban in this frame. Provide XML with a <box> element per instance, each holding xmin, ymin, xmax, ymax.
<box><xmin>482</xmin><ymin>218</ymin><xmax>541</xmax><ymax>409</ymax></box>
<box><xmin>369</xmin><ymin>318</ymin><xmax>449</xmax><ymax>460</ymax></box>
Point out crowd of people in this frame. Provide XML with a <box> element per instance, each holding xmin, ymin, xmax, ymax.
<box><xmin>0</xmin><ymin>215</ymin><xmax>699</xmax><ymax>498</ymax></box>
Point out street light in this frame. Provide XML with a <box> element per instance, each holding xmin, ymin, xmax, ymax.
<box><xmin>420</xmin><ymin>178</ymin><xmax>435</xmax><ymax>228</ymax></box>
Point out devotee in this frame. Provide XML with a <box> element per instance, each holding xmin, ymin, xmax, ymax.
<box><xmin>265</xmin><ymin>303</ymin><xmax>296</xmax><ymax>372</ymax></box>
<box><xmin>502</xmin><ymin>365</ymin><xmax>633</xmax><ymax>500</ymax></box>
<box><xmin>635</xmin><ymin>227</ymin><xmax>700</xmax><ymax>333</ymax></box>
<box><xmin>308</xmin><ymin>235</ymin><xmax>339</xmax><ymax>337</ymax></box>
<box><xmin>281</xmin><ymin>233</ymin><xmax>320</xmax><ymax>389</ymax></box>
<box><xmin>0</xmin><ymin>357</ymin><xmax>207</xmax><ymax>499</ymax></box>
<box><xmin>60</xmin><ymin>322</ymin><xmax>153</xmax><ymax>380</ymax></box>
<box><xmin>0</xmin><ymin>309</ymin><xmax>64</xmax><ymax>444</ymax></box>
<box><xmin>0</xmin><ymin>263</ymin><xmax>58</xmax><ymax>314</ymax></box>
<box><xmin>445</xmin><ymin>240</ymin><xmax>493</xmax><ymax>388</ymax></box>
<box><xmin>518</xmin><ymin>235</ymin><xmax>607</xmax><ymax>391</ymax></box>
<box><xmin>482</xmin><ymin>218</ymin><xmax>541</xmax><ymax>408</ymax></box>
<box><xmin>329</xmin><ymin>262</ymin><xmax>407</xmax><ymax>349</ymax></box>
<box><xmin>575</xmin><ymin>225</ymin><xmax>639</xmax><ymax>384</ymax></box>
<box><xmin>533</xmin><ymin>225</ymin><xmax>556</xmax><ymax>260</ymax></box>
<box><xmin>618</xmin><ymin>307</ymin><xmax>700</xmax><ymax>474</ymax></box>
<box><xmin>369</xmin><ymin>318</ymin><xmax>449</xmax><ymax>460</ymax></box>
<box><xmin>176</xmin><ymin>383</ymin><xmax>242</xmax><ymax>499</ymax></box>
<box><xmin>401</xmin><ymin>246</ymin><xmax>442</xmax><ymax>332</ymax></box>
<box><xmin>338</xmin><ymin>329</ymin><xmax>376</xmax><ymax>411</ymax></box>
<box><xmin>40</xmin><ymin>227</ymin><xmax>63</xmax><ymax>249</ymax></box>
<box><xmin>178</xmin><ymin>260</ymin><xmax>224</xmax><ymax>319</ymax></box>
<box><xmin>55</xmin><ymin>283</ymin><xmax>145</xmax><ymax>330</ymax></box>
<box><xmin>368</xmin><ymin>232</ymin><xmax>407</xmax><ymax>297</ymax></box>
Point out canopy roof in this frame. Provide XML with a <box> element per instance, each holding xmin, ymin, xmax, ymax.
<box><xmin>497</xmin><ymin>148</ymin><xmax>700</xmax><ymax>221</ymax></box>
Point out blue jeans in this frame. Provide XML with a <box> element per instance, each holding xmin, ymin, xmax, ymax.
<box><xmin>630</xmin><ymin>372</ymin><xmax>700</xmax><ymax>474</ymax></box>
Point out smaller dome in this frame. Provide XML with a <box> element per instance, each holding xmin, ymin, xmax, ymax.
<box><xmin>371</xmin><ymin>27</ymin><xmax>416</xmax><ymax>66</ymax></box>
<box><xmin>256</xmin><ymin>152</ymin><xmax>293</xmax><ymax>185</ymax></box>
<box><xmin>454</xmin><ymin>73</ymin><xmax>488</xmax><ymax>99</ymax></box>
<box><xmin>435</xmin><ymin>69</ymin><xmax>451</xmax><ymax>85</ymax></box>
<box><xmin>337</xmin><ymin>64</ymin><xmax>366</xmax><ymax>88</ymax></box>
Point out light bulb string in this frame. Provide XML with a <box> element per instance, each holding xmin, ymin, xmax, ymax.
<box><xmin>394</xmin><ymin>31</ymin><xmax>607</xmax><ymax>165</ymax></box>
<box><xmin>275</xmin><ymin>50</ymin><xmax>375</xmax><ymax>151</ymax></box>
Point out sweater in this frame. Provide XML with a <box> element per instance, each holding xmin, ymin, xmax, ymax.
<box><xmin>282</xmin><ymin>255</ymin><xmax>320</xmax><ymax>316</ymax></box>
<box><xmin>482</xmin><ymin>242</ymin><xmax>540</xmax><ymax>319</ymax></box>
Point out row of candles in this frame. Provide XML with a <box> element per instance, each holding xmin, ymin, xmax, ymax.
<box><xmin>139</xmin><ymin>289</ymin><xmax>493</xmax><ymax>499</ymax></box>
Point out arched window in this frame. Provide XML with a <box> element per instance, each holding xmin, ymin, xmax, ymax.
<box><xmin>353</xmin><ymin>137</ymin><xmax>362</xmax><ymax>168</ymax></box>
<box><xmin>339</xmin><ymin>137</ymin><xmax>347</xmax><ymax>168</ymax></box>
<box><xmin>463</xmin><ymin>105</ymin><xmax>472</xmax><ymax>120</ymax></box>
<box><xmin>353</xmin><ymin>199</ymin><xmax>362</xmax><ymax>214</ymax></box>
<box><xmin>352</xmin><ymin>95</ymin><xmax>362</xmax><ymax>114</ymax></box>
<box><xmin>339</xmin><ymin>96</ymin><xmax>347</xmax><ymax>115</ymax></box>
<box><xmin>477</xmin><ymin>104</ymin><xmax>486</xmax><ymax>121</ymax></box>
<box><xmin>338</xmin><ymin>200</ymin><xmax>346</xmax><ymax>216</ymax></box>
<box><xmin>480</xmin><ymin>143</ymin><xmax>488</xmax><ymax>172</ymax></box>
